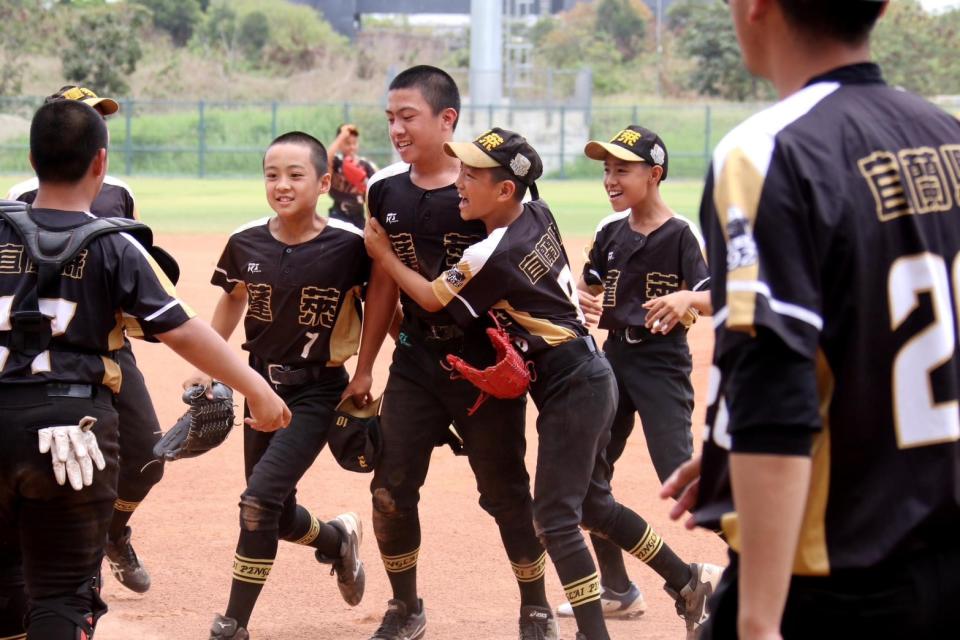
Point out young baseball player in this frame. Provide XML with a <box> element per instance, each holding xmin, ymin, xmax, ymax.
<box><xmin>664</xmin><ymin>0</ymin><xmax>960</xmax><ymax>638</ymax></box>
<box><xmin>0</xmin><ymin>99</ymin><xmax>289</xmax><ymax>640</ymax></box>
<box><xmin>327</xmin><ymin>123</ymin><xmax>378</xmax><ymax>228</ymax></box>
<box><xmin>362</xmin><ymin>65</ymin><xmax>555</xmax><ymax>640</ymax></box>
<box><xmin>365</xmin><ymin>127</ymin><xmax>722</xmax><ymax>640</ymax></box>
<box><xmin>553</xmin><ymin>126</ymin><xmax>711</xmax><ymax>619</ymax></box>
<box><xmin>184</xmin><ymin>131</ymin><xmax>386</xmax><ymax>640</ymax></box>
<box><xmin>7</xmin><ymin>85</ymin><xmax>163</xmax><ymax>595</ymax></box>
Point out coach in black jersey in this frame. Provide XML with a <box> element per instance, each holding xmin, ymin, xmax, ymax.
<box><xmin>367</xmin><ymin>127</ymin><xmax>721</xmax><ymax>640</ymax></box>
<box><xmin>0</xmin><ymin>100</ymin><xmax>288</xmax><ymax>640</ymax></box>
<box><xmin>362</xmin><ymin>66</ymin><xmax>554</xmax><ymax>640</ymax></box>
<box><xmin>6</xmin><ymin>85</ymin><xmax>163</xmax><ymax>595</ymax></box>
<box><xmin>661</xmin><ymin>1</ymin><xmax>960</xmax><ymax>639</ymax></box>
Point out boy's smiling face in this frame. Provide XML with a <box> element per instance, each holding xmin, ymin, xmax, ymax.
<box><xmin>385</xmin><ymin>87</ymin><xmax>455</xmax><ymax>166</ymax></box>
<box><xmin>263</xmin><ymin>142</ymin><xmax>330</xmax><ymax>220</ymax></box>
<box><xmin>603</xmin><ymin>156</ymin><xmax>659</xmax><ymax>211</ymax></box>
<box><xmin>454</xmin><ymin>164</ymin><xmax>506</xmax><ymax>222</ymax></box>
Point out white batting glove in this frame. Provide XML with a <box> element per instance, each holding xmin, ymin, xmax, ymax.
<box><xmin>37</xmin><ymin>417</ymin><xmax>106</xmax><ymax>491</ymax></box>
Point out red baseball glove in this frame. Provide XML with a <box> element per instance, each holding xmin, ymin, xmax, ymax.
<box><xmin>444</xmin><ymin>323</ymin><xmax>532</xmax><ymax>416</ymax></box>
<box><xmin>342</xmin><ymin>156</ymin><xmax>368</xmax><ymax>194</ymax></box>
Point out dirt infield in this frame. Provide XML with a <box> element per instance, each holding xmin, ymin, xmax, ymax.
<box><xmin>95</xmin><ymin>233</ymin><xmax>726</xmax><ymax>640</ymax></box>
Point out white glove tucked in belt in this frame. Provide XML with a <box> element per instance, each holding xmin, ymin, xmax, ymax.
<box><xmin>37</xmin><ymin>416</ymin><xmax>106</xmax><ymax>490</ymax></box>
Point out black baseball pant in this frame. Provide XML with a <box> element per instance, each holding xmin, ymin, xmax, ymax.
<box><xmin>0</xmin><ymin>384</ymin><xmax>119</xmax><ymax>639</ymax></box>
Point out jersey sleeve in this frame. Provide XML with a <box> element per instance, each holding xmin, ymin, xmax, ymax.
<box><xmin>707</xmin><ymin>139</ymin><xmax>822</xmax><ymax>360</ymax></box>
<box><xmin>680</xmin><ymin>225</ymin><xmax>710</xmax><ymax>292</ymax></box>
<box><xmin>211</xmin><ymin>238</ymin><xmax>243</xmax><ymax>293</ymax></box>
<box><xmin>115</xmin><ymin>234</ymin><xmax>194</xmax><ymax>334</ymax></box>
<box><xmin>430</xmin><ymin>230</ymin><xmax>509</xmax><ymax>326</ymax></box>
<box><xmin>582</xmin><ymin>226</ymin><xmax>606</xmax><ymax>289</ymax></box>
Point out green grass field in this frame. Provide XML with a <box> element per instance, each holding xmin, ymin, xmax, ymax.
<box><xmin>0</xmin><ymin>175</ymin><xmax>706</xmax><ymax>236</ymax></box>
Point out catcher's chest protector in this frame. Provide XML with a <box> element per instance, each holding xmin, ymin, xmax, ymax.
<box><xmin>0</xmin><ymin>201</ymin><xmax>155</xmax><ymax>356</ymax></box>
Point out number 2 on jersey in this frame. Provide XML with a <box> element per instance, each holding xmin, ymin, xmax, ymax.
<box><xmin>888</xmin><ymin>252</ymin><xmax>960</xmax><ymax>448</ymax></box>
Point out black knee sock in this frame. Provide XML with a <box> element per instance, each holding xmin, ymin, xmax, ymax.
<box><xmin>604</xmin><ymin>506</ymin><xmax>692</xmax><ymax>592</ymax></box>
<box><xmin>373</xmin><ymin>507</ymin><xmax>421</xmax><ymax>614</ymax></box>
<box><xmin>107</xmin><ymin>497</ymin><xmax>140</xmax><ymax>541</ymax></box>
<box><xmin>500</xmin><ymin>521</ymin><xmax>549</xmax><ymax>608</ymax></box>
<box><xmin>590</xmin><ymin>533</ymin><xmax>631</xmax><ymax>593</ymax></box>
<box><xmin>553</xmin><ymin>549</ymin><xmax>609</xmax><ymax>640</ymax></box>
<box><xmin>280</xmin><ymin>506</ymin><xmax>342</xmax><ymax>558</ymax></box>
<box><xmin>225</xmin><ymin>530</ymin><xmax>278</xmax><ymax>629</ymax></box>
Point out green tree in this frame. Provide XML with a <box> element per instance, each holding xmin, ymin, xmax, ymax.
<box><xmin>596</xmin><ymin>0</ymin><xmax>647</xmax><ymax>62</ymax></box>
<box><xmin>670</xmin><ymin>0</ymin><xmax>761</xmax><ymax>100</ymax></box>
<box><xmin>0</xmin><ymin>1</ymin><xmax>32</xmax><ymax>95</ymax></box>
<box><xmin>873</xmin><ymin>0</ymin><xmax>960</xmax><ymax>96</ymax></box>
<box><xmin>61</xmin><ymin>4</ymin><xmax>149</xmax><ymax>96</ymax></box>
<box><xmin>133</xmin><ymin>0</ymin><xmax>202</xmax><ymax>47</ymax></box>
<box><xmin>239</xmin><ymin>11</ymin><xmax>270</xmax><ymax>61</ymax></box>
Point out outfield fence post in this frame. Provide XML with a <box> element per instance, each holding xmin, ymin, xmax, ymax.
<box><xmin>632</xmin><ymin>104</ymin><xmax>639</xmax><ymax>126</ymax></box>
<box><xmin>343</xmin><ymin>101</ymin><xmax>351</xmax><ymax>124</ymax></box>
<box><xmin>198</xmin><ymin>100</ymin><xmax>206</xmax><ymax>178</ymax></box>
<box><xmin>559</xmin><ymin>105</ymin><xmax>566</xmax><ymax>179</ymax></box>
<box><xmin>704</xmin><ymin>104</ymin><xmax>713</xmax><ymax>174</ymax></box>
<box><xmin>123</xmin><ymin>98</ymin><xmax>133</xmax><ymax>176</ymax></box>
<box><xmin>270</xmin><ymin>101</ymin><xmax>278</xmax><ymax>140</ymax></box>
<box><xmin>488</xmin><ymin>103</ymin><xmax>494</xmax><ymax>129</ymax></box>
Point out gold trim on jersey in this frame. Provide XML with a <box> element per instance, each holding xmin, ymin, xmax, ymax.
<box><xmin>432</xmin><ymin>262</ymin><xmax>475</xmax><ymax>307</ymax></box>
<box><xmin>292</xmin><ymin>515</ymin><xmax>321</xmax><ymax>546</ymax></box>
<box><xmin>0</xmin><ymin>632</ymin><xmax>27</xmax><ymax>640</ymax></box>
<box><xmin>108</xmin><ymin>312</ymin><xmax>125</xmax><ymax>351</ymax></box>
<box><xmin>232</xmin><ymin>554</ymin><xmax>273</xmax><ymax>584</ymax></box>
<box><xmin>492</xmin><ymin>300</ymin><xmax>578</xmax><ymax>347</ymax></box>
<box><xmin>720</xmin><ymin>348</ymin><xmax>833</xmax><ymax>577</ymax></box>
<box><xmin>511</xmin><ymin>552</ymin><xmax>547</xmax><ymax>583</ymax></box>
<box><xmin>327</xmin><ymin>285</ymin><xmax>362</xmax><ymax>366</ymax></box>
<box><xmin>563</xmin><ymin>572</ymin><xmax>601</xmax><ymax>607</ymax></box>
<box><xmin>381</xmin><ymin>547</ymin><xmax>419</xmax><ymax>573</ymax></box>
<box><xmin>101</xmin><ymin>355</ymin><xmax>122</xmax><ymax>394</ymax></box>
<box><xmin>114</xmin><ymin>498</ymin><xmax>140</xmax><ymax>513</ymax></box>
<box><xmin>628</xmin><ymin>524</ymin><xmax>664</xmax><ymax>564</ymax></box>
<box><xmin>714</xmin><ymin>146</ymin><xmax>763</xmax><ymax>333</ymax></box>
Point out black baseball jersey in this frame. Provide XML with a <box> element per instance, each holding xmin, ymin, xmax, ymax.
<box><xmin>330</xmin><ymin>154</ymin><xmax>377</xmax><ymax>220</ymax></box>
<box><xmin>430</xmin><ymin>199</ymin><xmax>587</xmax><ymax>356</ymax></box>
<box><xmin>8</xmin><ymin>175</ymin><xmax>137</xmax><ymax>220</ymax></box>
<box><xmin>695</xmin><ymin>63</ymin><xmax>960</xmax><ymax>573</ymax></box>
<box><xmin>367</xmin><ymin>162</ymin><xmax>486</xmax><ymax>325</ymax></box>
<box><xmin>583</xmin><ymin>212</ymin><xmax>709</xmax><ymax>329</ymax></box>
<box><xmin>0</xmin><ymin>209</ymin><xmax>193</xmax><ymax>392</ymax></box>
<box><xmin>212</xmin><ymin>216</ymin><xmax>369</xmax><ymax>366</ymax></box>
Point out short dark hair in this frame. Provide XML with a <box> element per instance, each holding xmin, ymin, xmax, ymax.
<box><xmin>30</xmin><ymin>100</ymin><xmax>107</xmax><ymax>184</ymax></box>
<box><xmin>488</xmin><ymin>166</ymin><xmax>527</xmax><ymax>202</ymax></box>
<box><xmin>265</xmin><ymin>131</ymin><xmax>328</xmax><ymax>176</ymax></box>
<box><xmin>777</xmin><ymin>0</ymin><xmax>884</xmax><ymax>44</ymax></box>
<box><xmin>389</xmin><ymin>65</ymin><xmax>461</xmax><ymax>130</ymax></box>
<box><xmin>336</xmin><ymin>123</ymin><xmax>358</xmax><ymax>137</ymax></box>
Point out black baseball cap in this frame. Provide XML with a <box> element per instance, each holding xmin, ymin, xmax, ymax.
<box><xmin>45</xmin><ymin>85</ymin><xmax>119</xmax><ymax>116</ymax></box>
<box><xmin>584</xmin><ymin>125</ymin><xmax>669</xmax><ymax>181</ymax></box>
<box><xmin>328</xmin><ymin>395</ymin><xmax>383</xmax><ymax>473</ymax></box>
<box><xmin>444</xmin><ymin>127</ymin><xmax>544</xmax><ymax>199</ymax></box>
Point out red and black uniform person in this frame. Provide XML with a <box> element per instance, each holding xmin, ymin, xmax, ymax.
<box><xmin>0</xmin><ymin>102</ymin><xmax>193</xmax><ymax>640</ymax></box>
<box><xmin>671</xmin><ymin>2</ymin><xmax>960</xmax><ymax>637</ymax></box>
<box><xmin>5</xmin><ymin>86</ymin><xmax>161</xmax><ymax>596</ymax></box>
<box><xmin>328</xmin><ymin>123</ymin><xmax>377</xmax><ymax>228</ymax></box>
<box><xmin>569</xmin><ymin>126</ymin><xmax>711</xmax><ymax>617</ymax></box>
<box><xmin>197</xmin><ymin>132</ymin><xmax>371</xmax><ymax>640</ymax></box>
<box><xmin>362</xmin><ymin>66</ymin><xmax>552</xmax><ymax>640</ymax></box>
<box><xmin>366</xmin><ymin>127</ymin><xmax>721</xmax><ymax>640</ymax></box>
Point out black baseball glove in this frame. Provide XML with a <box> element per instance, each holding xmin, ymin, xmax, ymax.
<box><xmin>153</xmin><ymin>382</ymin><xmax>236</xmax><ymax>462</ymax></box>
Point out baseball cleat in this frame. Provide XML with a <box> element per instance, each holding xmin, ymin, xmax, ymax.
<box><xmin>369</xmin><ymin>598</ymin><xmax>426</xmax><ymax>640</ymax></box>
<box><xmin>518</xmin><ymin>604</ymin><xmax>558</xmax><ymax>640</ymax></box>
<box><xmin>316</xmin><ymin>511</ymin><xmax>365</xmax><ymax>606</ymax></box>
<box><xmin>556</xmin><ymin>582</ymin><xmax>646</xmax><ymax>619</ymax></box>
<box><xmin>209</xmin><ymin>614</ymin><xmax>249</xmax><ymax>639</ymax></box>
<box><xmin>104</xmin><ymin>526</ymin><xmax>151</xmax><ymax>593</ymax></box>
<box><xmin>664</xmin><ymin>562</ymin><xmax>723</xmax><ymax>640</ymax></box>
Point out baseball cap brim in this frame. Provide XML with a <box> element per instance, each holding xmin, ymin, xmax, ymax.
<box><xmin>83</xmin><ymin>97</ymin><xmax>120</xmax><ymax>116</ymax></box>
<box><xmin>443</xmin><ymin>141</ymin><xmax>501</xmax><ymax>169</ymax></box>
<box><xmin>584</xmin><ymin>141</ymin><xmax>646</xmax><ymax>163</ymax></box>
<box><xmin>335</xmin><ymin>394</ymin><xmax>383</xmax><ymax>419</ymax></box>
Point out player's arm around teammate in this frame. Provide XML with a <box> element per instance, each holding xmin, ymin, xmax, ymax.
<box><xmin>184</xmin><ymin>131</ymin><xmax>377</xmax><ymax>640</ymax></box>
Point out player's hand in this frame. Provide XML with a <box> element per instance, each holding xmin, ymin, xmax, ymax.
<box><xmin>661</xmin><ymin>454</ymin><xmax>701</xmax><ymax>529</ymax></box>
<box><xmin>577</xmin><ymin>288</ymin><xmax>603</xmax><ymax>327</ymax></box>
<box><xmin>37</xmin><ymin>417</ymin><xmax>106</xmax><ymax>491</ymax></box>
<box><xmin>182</xmin><ymin>370</ymin><xmax>215</xmax><ymax>399</ymax></box>
<box><xmin>244</xmin><ymin>385</ymin><xmax>292</xmax><ymax>432</ymax></box>
<box><xmin>643</xmin><ymin>291</ymin><xmax>692</xmax><ymax>334</ymax></box>
<box><xmin>364</xmin><ymin>218</ymin><xmax>394</xmax><ymax>261</ymax></box>
<box><xmin>337</xmin><ymin>123</ymin><xmax>358</xmax><ymax>142</ymax></box>
<box><xmin>341</xmin><ymin>371</ymin><xmax>373</xmax><ymax>408</ymax></box>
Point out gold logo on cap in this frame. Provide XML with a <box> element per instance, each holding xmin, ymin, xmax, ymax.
<box><xmin>62</xmin><ymin>87</ymin><xmax>98</xmax><ymax>101</ymax></box>
<box><xmin>613</xmin><ymin>130</ymin><xmax>641</xmax><ymax>146</ymax></box>
<box><xmin>476</xmin><ymin>132</ymin><xmax>505</xmax><ymax>150</ymax></box>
